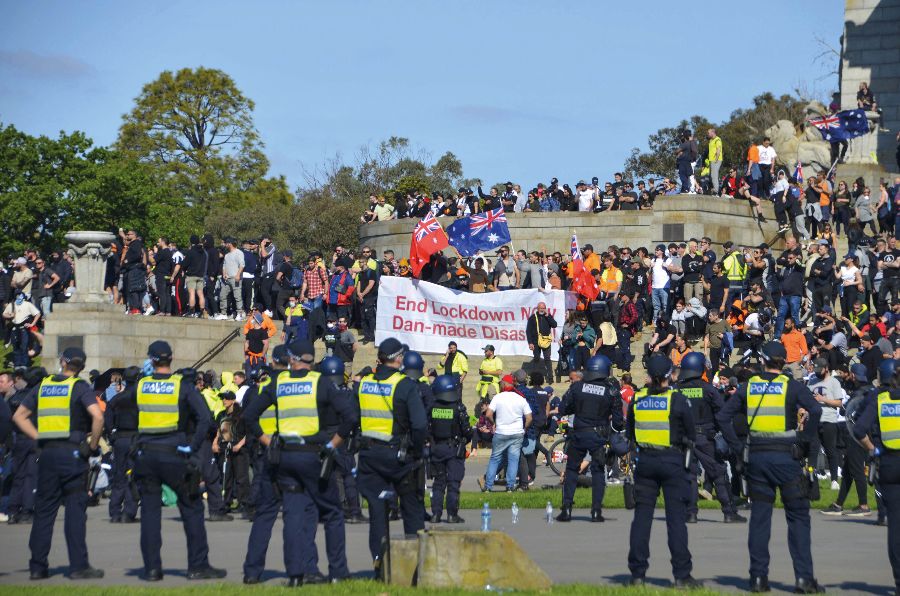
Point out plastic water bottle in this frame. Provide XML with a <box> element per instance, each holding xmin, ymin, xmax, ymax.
<box><xmin>545</xmin><ymin>501</ymin><xmax>554</xmax><ymax>524</ymax></box>
<box><xmin>481</xmin><ymin>502</ymin><xmax>491</xmax><ymax>532</ymax></box>
<box><xmin>511</xmin><ymin>502</ymin><xmax>519</xmax><ymax>524</ymax></box>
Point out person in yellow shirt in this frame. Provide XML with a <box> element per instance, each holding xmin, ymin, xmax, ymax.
<box><xmin>707</xmin><ymin>128</ymin><xmax>723</xmax><ymax>194</ymax></box>
<box><xmin>476</xmin><ymin>345</ymin><xmax>503</xmax><ymax>399</ymax></box>
<box><xmin>439</xmin><ymin>341</ymin><xmax>468</xmax><ymax>398</ymax></box>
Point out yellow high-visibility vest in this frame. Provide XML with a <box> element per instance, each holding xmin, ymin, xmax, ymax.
<box><xmin>256</xmin><ymin>377</ymin><xmax>278</xmax><ymax>436</ymax></box>
<box><xmin>275</xmin><ymin>371</ymin><xmax>320</xmax><ymax>440</ymax></box>
<box><xmin>633</xmin><ymin>388</ymin><xmax>672</xmax><ymax>448</ymax></box>
<box><xmin>37</xmin><ymin>376</ymin><xmax>78</xmax><ymax>440</ymax></box>
<box><xmin>723</xmin><ymin>252</ymin><xmax>746</xmax><ymax>282</ymax></box>
<box><xmin>746</xmin><ymin>375</ymin><xmax>795</xmax><ymax>439</ymax></box>
<box><xmin>358</xmin><ymin>372</ymin><xmax>403</xmax><ymax>442</ymax></box>
<box><xmin>137</xmin><ymin>374</ymin><xmax>182</xmax><ymax>434</ymax></box>
<box><xmin>877</xmin><ymin>390</ymin><xmax>900</xmax><ymax>450</ymax></box>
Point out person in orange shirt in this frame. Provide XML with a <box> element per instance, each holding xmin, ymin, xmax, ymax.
<box><xmin>582</xmin><ymin>244</ymin><xmax>601</xmax><ymax>275</ymax></box>
<box><xmin>598</xmin><ymin>254</ymin><xmax>622</xmax><ymax>298</ymax></box>
<box><xmin>780</xmin><ymin>317</ymin><xmax>808</xmax><ymax>380</ymax></box>
<box><xmin>241</xmin><ymin>304</ymin><xmax>277</xmax><ymax>338</ymax></box>
<box><xmin>670</xmin><ymin>335</ymin><xmax>690</xmax><ymax>366</ymax></box>
<box><xmin>745</xmin><ymin>143</ymin><xmax>761</xmax><ymax>197</ymax></box>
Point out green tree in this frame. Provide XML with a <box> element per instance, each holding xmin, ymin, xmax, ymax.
<box><xmin>0</xmin><ymin>123</ymin><xmax>176</xmax><ymax>255</ymax></box>
<box><xmin>116</xmin><ymin>67</ymin><xmax>291</xmax><ymax>214</ymax></box>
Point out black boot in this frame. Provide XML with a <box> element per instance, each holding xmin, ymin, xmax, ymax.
<box><xmin>674</xmin><ymin>575</ymin><xmax>703</xmax><ymax>589</ymax></box>
<box><xmin>749</xmin><ymin>575</ymin><xmax>770</xmax><ymax>593</ymax></box>
<box><xmin>590</xmin><ymin>508</ymin><xmax>605</xmax><ymax>522</ymax></box>
<box><xmin>794</xmin><ymin>578</ymin><xmax>826</xmax><ymax>593</ymax></box>
<box><xmin>686</xmin><ymin>512</ymin><xmax>698</xmax><ymax>523</ymax></box>
<box><xmin>555</xmin><ymin>506</ymin><xmax>572</xmax><ymax>522</ymax></box>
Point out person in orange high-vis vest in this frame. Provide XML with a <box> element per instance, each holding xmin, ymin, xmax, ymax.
<box><xmin>598</xmin><ymin>255</ymin><xmax>622</xmax><ymax>298</ymax></box>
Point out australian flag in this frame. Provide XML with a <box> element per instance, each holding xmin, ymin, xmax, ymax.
<box><xmin>446</xmin><ymin>208</ymin><xmax>512</xmax><ymax>257</ymax></box>
<box><xmin>809</xmin><ymin>109</ymin><xmax>869</xmax><ymax>142</ymax></box>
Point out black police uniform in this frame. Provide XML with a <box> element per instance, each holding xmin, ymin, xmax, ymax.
<box><xmin>677</xmin><ymin>377</ymin><xmax>740</xmax><ymax>519</ymax></box>
<box><xmin>356</xmin><ymin>363</ymin><xmax>428</xmax><ymax>563</ymax></box>
<box><xmin>22</xmin><ymin>374</ymin><xmax>98</xmax><ymax>577</ymax></box>
<box><xmin>243</xmin><ymin>368</ymin><xmax>358</xmax><ymax>582</ymax></box>
<box><xmin>559</xmin><ymin>378</ymin><xmax>623</xmax><ymax>519</ymax></box>
<box><xmin>328</xmin><ymin>379</ymin><xmax>364</xmax><ymax>521</ymax></box>
<box><xmin>7</xmin><ymin>385</ymin><xmax>38</xmax><ymax>522</ymax></box>
<box><xmin>851</xmin><ymin>385</ymin><xmax>900</xmax><ymax>593</ymax></box>
<box><xmin>105</xmin><ymin>385</ymin><xmax>139</xmax><ymax>521</ymax></box>
<box><xmin>118</xmin><ymin>372</ymin><xmax>219</xmax><ymax>579</ymax></box>
<box><xmin>717</xmin><ymin>371</ymin><xmax>823</xmax><ymax>589</ymax></box>
<box><xmin>626</xmin><ymin>385</ymin><xmax>696</xmax><ymax>583</ymax></box>
<box><xmin>428</xmin><ymin>391</ymin><xmax>472</xmax><ymax>522</ymax></box>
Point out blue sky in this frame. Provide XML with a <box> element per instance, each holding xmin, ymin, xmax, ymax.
<box><xmin>1</xmin><ymin>1</ymin><xmax>843</xmax><ymax>192</ymax></box>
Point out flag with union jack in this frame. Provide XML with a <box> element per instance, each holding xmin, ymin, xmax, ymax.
<box><xmin>409</xmin><ymin>212</ymin><xmax>449</xmax><ymax>277</ymax></box>
<box><xmin>446</xmin><ymin>208</ymin><xmax>511</xmax><ymax>256</ymax></box>
<box><xmin>809</xmin><ymin>109</ymin><xmax>868</xmax><ymax>142</ymax></box>
<box><xmin>793</xmin><ymin>160</ymin><xmax>803</xmax><ymax>185</ymax></box>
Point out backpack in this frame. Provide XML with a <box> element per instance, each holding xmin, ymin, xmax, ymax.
<box><xmin>288</xmin><ymin>266</ymin><xmax>304</xmax><ymax>290</ymax></box>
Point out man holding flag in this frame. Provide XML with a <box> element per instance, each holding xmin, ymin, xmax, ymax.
<box><xmin>568</xmin><ymin>232</ymin><xmax>600</xmax><ymax>309</ymax></box>
<box><xmin>809</xmin><ymin>108</ymin><xmax>869</xmax><ymax>168</ymax></box>
<box><xmin>446</xmin><ymin>208</ymin><xmax>512</xmax><ymax>257</ymax></box>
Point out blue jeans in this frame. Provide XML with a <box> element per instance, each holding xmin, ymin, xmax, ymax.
<box><xmin>775</xmin><ymin>295</ymin><xmax>802</xmax><ymax>338</ymax></box>
<box><xmin>651</xmin><ymin>288</ymin><xmax>668</xmax><ymax>323</ymax></box>
<box><xmin>484</xmin><ymin>433</ymin><xmax>524</xmax><ymax>490</ymax></box>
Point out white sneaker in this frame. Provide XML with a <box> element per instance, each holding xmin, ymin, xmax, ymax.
<box><xmin>235</xmin><ymin>311</ymin><xmax>245</xmax><ymax>321</ymax></box>
<box><xmin>143</xmin><ymin>306</ymin><xmax>155</xmax><ymax>316</ymax></box>
<box><xmin>831</xmin><ymin>480</ymin><xmax>839</xmax><ymax>490</ymax></box>
<box><xmin>0</xmin><ymin>512</ymin><xmax>7</xmax><ymax>522</ymax></box>
<box><xmin>264</xmin><ymin>310</ymin><xmax>273</xmax><ymax>317</ymax></box>
<box><xmin>212</xmin><ymin>313</ymin><xmax>228</xmax><ymax>321</ymax></box>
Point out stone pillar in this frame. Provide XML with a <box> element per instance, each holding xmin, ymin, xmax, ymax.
<box><xmin>64</xmin><ymin>231</ymin><xmax>115</xmax><ymax>304</ymax></box>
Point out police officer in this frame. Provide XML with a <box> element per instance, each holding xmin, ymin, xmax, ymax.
<box><xmin>428</xmin><ymin>374</ymin><xmax>472</xmax><ymax>524</ymax></box>
<box><xmin>118</xmin><ymin>340</ymin><xmax>226</xmax><ymax>581</ymax></box>
<box><xmin>556</xmin><ymin>355</ymin><xmax>623</xmax><ymax>522</ymax></box>
<box><xmin>356</xmin><ymin>337</ymin><xmax>428</xmax><ymax>571</ymax></box>
<box><xmin>105</xmin><ymin>365</ymin><xmax>142</xmax><ymax>523</ymax></box>
<box><xmin>6</xmin><ymin>366</ymin><xmax>44</xmax><ymax>524</ymax></box>
<box><xmin>626</xmin><ymin>354</ymin><xmax>701</xmax><ymax>588</ymax></box>
<box><xmin>320</xmin><ymin>355</ymin><xmax>367</xmax><ymax>524</ymax></box>
<box><xmin>195</xmin><ymin>372</ymin><xmax>230</xmax><ymax>521</ymax></box>
<box><xmin>717</xmin><ymin>341</ymin><xmax>825</xmax><ymax>593</ymax></box>
<box><xmin>243</xmin><ymin>339</ymin><xmax>358</xmax><ymax>585</ymax></box>
<box><xmin>849</xmin><ymin>359</ymin><xmax>900</xmax><ymax>595</ymax></box>
<box><xmin>242</xmin><ymin>345</ymin><xmax>291</xmax><ymax>583</ymax></box>
<box><xmin>11</xmin><ymin>348</ymin><xmax>105</xmax><ymax>579</ymax></box>
<box><xmin>677</xmin><ymin>351</ymin><xmax>747</xmax><ymax>524</ymax></box>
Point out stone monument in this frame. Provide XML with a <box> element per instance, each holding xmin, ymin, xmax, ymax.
<box><xmin>63</xmin><ymin>231</ymin><xmax>117</xmax><ymax>307</ymax></box>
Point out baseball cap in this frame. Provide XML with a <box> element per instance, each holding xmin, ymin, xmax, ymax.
<box><xmin>272</xmin><ymin>344</ymin><xmax>289</xmax><ymax>366</ymax></box>
<box><xmin>655</xmin><ymin>244</ymin><xmax>666</xmax><ymax>252</ymax></box>
<box><xmin>286</xmin><ymin>339</ymin><xmax>315</xmax><ymax>362</ymax></box>
<box><xmin>761</xmin><ymin>341</ymin><xmax>787</xmax><ymax>361</ymax></box>
<box><xmin>818</xmin><ymin>239</ymin><xmax>830</xmax><ymax>246</ymax></box>
<box><xmin>147</xmin><ymin>340</ymin><xmax>173</xmax><ymax>361</ymax></box>
<box><xmin>512</xmin><ymin>369</ymin><xmax>527</xmax><ymax>384</ymax></box>
<box><xmin>482</xmin><ymin>344</ymin><xmax>495</xmax><ymax>352</ymax></box>
<box><xmin>500</xmin><ymin>374</ymin><xmax>516</xmax><ymax>387</ymax></box>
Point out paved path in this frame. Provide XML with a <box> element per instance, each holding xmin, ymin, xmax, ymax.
<box><xmin>0</xmin><ymin>504</ymin><xmax>892</xmax><ymax>593</ymax></box>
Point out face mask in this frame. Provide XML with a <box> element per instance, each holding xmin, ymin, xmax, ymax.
<box><xmin>288</xmin><ymin>302</ymin><xmax>296</xmax><ymax>308</ymax></box>
<box><xmin>338</xmin><ymin>323</ymin><xmax>348</xmax><ymax>331</ymax></box>
<box><xmin>15</xmin><ymin>295</ymin><xmax>24</xmax><ymax>305</ymax></box>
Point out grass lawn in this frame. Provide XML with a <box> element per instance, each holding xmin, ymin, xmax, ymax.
<box><xmin>443</xmin><ymin>481</ymin><xmax>878</xmax><ymax>511</ymax></box>
<box><xmin>7</xmin><ymin>582</ymin><xmax>723</xmax><ymax>595</ymax></box>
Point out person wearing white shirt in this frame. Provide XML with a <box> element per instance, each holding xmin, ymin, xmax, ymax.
<box><xmin>650</xmin><ymin>244</ymin><xmax>672</xmax><ymax>323</ymax></box>
<box><xmin>477</xmin><ymin>377</ymin><xmax>532</xmax><ymax>492</ymax></box>
<box><xmin>807</xmin><ymin>360</ymin><xmax>845</xmax><ymax>490</ymax></box>
<box><xmin>757</xmin><ymin>137</ymin><xmax>777</xmax><ymax>196</ymax></box>
<box><xmin>576</xmin><ymin>182</ymin><xmax>594</xmax><ymax>212</ymax></box>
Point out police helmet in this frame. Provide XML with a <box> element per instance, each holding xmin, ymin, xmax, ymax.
<box><xmin>678</xmin><ymin>352</ymin><xmax>706</xmax><ymax>381</ymax></box>
<box><xmin>178</xmin><ymin>367</ymin><xmax>198</xmax><ymax>385</ymax></box>
<box><xmin>646</xmin><ymin>355</ymin><xmax>673</xmax><ymax>380</ymax></box>
<box><xmin>878</xmin><ymin>359</ymin><xmax>898</xmax><ymax>385</ymax></box>
<box><xmin>24</xmin><ymin>366</ymin><xmax>48</xmax><ymax>387</ymax></box>
<box><xmin>402</xmin><ymin>351</ymin><xmax>425</xmax><ymax>375</ymax></box>
<box><xmin>319</xmin><ymin>356</ymin><xmax>345</xmax><ymax>378</ymax></box>
<box><xmin>432</xmin><ymin>374</ymin><xmax>458</xmax><ymax>399</ymax></box>
<box><xmin>583</xmin><ymin>355</ymin><xmax>611</xmax><ymax>381</ymax></box>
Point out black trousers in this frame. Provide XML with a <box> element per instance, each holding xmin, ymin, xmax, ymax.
<box><xmin>430</xmin><ymin>443</ymin><xmax>464</xmax><ymax>517</ymax></box>
<box><xmin>220</xmin><ymin>448</ymin><xmax>250</xmax><ymax>510</ymax></box>
<box><xmin>531</xmin><ymin>345</ymin><xmax>552</xmax><ymax>381</ymax></box>
<box><xmin>836</xmin><ymin>428</ymin><xmax>868</xmax><ymax>507</ymax></box>
<box><xmin>108</xmin><ymin>435</ymin><xmax>138</xmax><ymax>520</ymax></box>
<box><xmin>241</xmin><ymin>278</ymin><xmax>255</xmax><ymax>312</ymax></box>
<box><xmin>155</xmin><ymin>275</ymin><xmax>171</xmax><ymax>315</ymax></box>
<box><xmin>819</xmin><ymin>421</ymin><xmax>841</xmax><ymax>483</ymax></box>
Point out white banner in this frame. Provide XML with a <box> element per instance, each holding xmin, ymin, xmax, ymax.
<box><xmin>375</xmin><ymin>277</ymin><xmax>571</xmax><ymax>359</ymax></box>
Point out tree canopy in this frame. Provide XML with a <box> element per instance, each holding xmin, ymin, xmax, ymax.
<box><xmin>116</xmin><ymin>67</ymin><xmax>291</xmax><ymax>214</ymax></box>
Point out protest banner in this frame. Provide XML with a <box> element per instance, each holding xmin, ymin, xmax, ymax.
<box><xmin>375</xmin><ymin>277</ymin><xmax>572</xmax><ymax>358</ymax></box>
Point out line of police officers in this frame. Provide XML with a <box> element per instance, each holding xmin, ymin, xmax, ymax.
<box><xmin>5</xmin><ymin>337</ymin><xmax>900</xmax><ymax>593</ymax></box>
